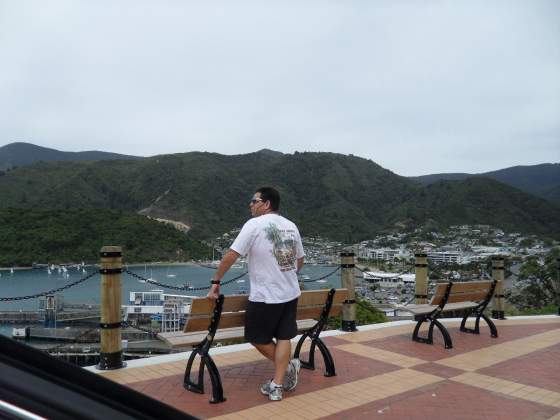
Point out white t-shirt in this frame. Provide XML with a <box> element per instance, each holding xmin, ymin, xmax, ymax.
<box><xmin>230</xmin><ymin>213</ymin><xmax>304</xmax><ymax>303</ymax></box>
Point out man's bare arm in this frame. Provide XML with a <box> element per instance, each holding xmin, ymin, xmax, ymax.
<box><xmin>296</xmin><ymin>257</ymin><xmax>304</xmax><ymax>273</ymax></box>
<box><xmin>214</xmin><ymin>250</ymin><xmax>241</xmax><ymax>281</ymax></box>
<box><xmin>207</xmin><ymin>249</ymin><xmax>240</xmax><ymax>299</ymax></box>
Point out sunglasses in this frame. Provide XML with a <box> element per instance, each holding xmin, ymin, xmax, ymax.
<box><xmin>250</xmin><ymin>197</ymin><xmax>264</xmax><ymax>205</ymax></box>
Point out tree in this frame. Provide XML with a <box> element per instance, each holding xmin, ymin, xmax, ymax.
<box><xmin>506</xmin><ymin>248</ymin><xmax>560</xmax><ymax>310</ymax></box>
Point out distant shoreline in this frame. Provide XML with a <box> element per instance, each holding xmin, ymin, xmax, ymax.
<box><xmin>0</xmin><ymin>260</ymin><xmax>205</xmax><ymax>271</ymax></box>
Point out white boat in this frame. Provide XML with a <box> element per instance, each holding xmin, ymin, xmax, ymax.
<box><xmin>236</xmin><ymin>279</ymin><xmax>245</xmax><ymax>283</ymax></box>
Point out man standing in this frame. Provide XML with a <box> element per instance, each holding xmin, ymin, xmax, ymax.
<box><xmin>207</xmin><ymin>187</ymin><xmax>304</xmax><ymax>401</ymax></box>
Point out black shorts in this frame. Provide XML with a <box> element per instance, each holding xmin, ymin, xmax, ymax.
<box><xmin>244</xmin><ymin>298</ymin><xmax>298</xmax><ymax>344</ymax></box>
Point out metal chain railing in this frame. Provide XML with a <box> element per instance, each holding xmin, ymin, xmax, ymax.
<box><xmin>299</xmin><ymin>266</ymin><xmax>341</xmax><ymax>283</ymax></box>
<box><xmin>125</xmin><ymin>269</ymin><xmax>248</xmax><ymax>291</ymax></box>
<box><xmin>0</xmin><ymin>270</ymin><xmax>100</xmax><ymax>302</ymax></box>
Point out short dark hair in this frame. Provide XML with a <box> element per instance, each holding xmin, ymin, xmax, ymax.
<box><xmin>256</xmin><ymin>187</ymin><xmax>280</xmax><ymax>211</ymax></box>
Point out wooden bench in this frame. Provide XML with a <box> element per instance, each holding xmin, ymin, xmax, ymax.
<box><xmin>399</xmin><ymin>280</ymin><xmax>498</xmax><ymax>349</ymax></box>
<box><xmin>159</xmin><ymin>288</ymin><xmax>348</xmax><ymax>403</ymax></box>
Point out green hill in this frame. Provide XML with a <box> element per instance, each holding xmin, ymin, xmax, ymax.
<box><xmin>410</xmin><ymin>163</ymin><xmax>560</xmax><ymax>204</ymax></box>
<box><xmin>0</xmin><ymin>142</ymin><xmax>141</xmax><ymax>171</ymax></box>
<box><xmin>0</xmin><ymin>208</ymin><xmax>211</xmax><ymax>266</ymax></box>
<box><xmin>0</xmin><ymin>151</ymin><xmax>418</xmax><ymax>242</ymax></box>
<box><xmin>392</xmin><ymin>177</ymin><xmax>560</xmax><ymax>237</ymax></box>
<box><xmin>0</xmin><ymin>151</ymin><xmax>559</xmax><ymax>247</ymax></box>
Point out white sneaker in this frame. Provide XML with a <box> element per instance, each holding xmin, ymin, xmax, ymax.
<box><xmin>260</xmin><ymin>379</ymin><xmax>283</xmax><ymax>401</ymax></box>
<box><xmin>284</xmin><ymin>358</ymin><xmax>301</xmax><ymax>391</ymax></box>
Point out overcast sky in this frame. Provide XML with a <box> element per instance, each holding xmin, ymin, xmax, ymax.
<box><xmin>1</xmin><ymin>1</ymin><xmax>558</xmax><ymax>176</ymax></box>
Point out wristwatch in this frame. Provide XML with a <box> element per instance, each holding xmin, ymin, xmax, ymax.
<box><xmin>210</xmin><ymin>279</ymin><xmax>221</xmax><ymax>285</ymax></box>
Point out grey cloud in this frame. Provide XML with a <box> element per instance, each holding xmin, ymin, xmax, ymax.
<box><xmin>0</xmin><ymin>0</ymin><xmax>558</xmax><ymax>175</ymax></box>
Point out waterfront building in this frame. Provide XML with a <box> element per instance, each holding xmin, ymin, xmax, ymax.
<box><xmin>362</xmin><ymin>271</ymin><xmax>415</xmax><ymax>288</ymax></box>
<box><xmin>123</xmin><ymin>290</ymin><xmax>192</xmax><ymax>324</ymax></box>
<box><xmin>427</xmin><ymin>251</ymin><xmax>463</xmax><ymax>264</ymax></box>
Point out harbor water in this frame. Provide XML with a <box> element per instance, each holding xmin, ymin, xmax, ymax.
<box><xmin>0</xmin><ymin>264</ymin><xmax>342</xmax><ymax>336</ymax></box>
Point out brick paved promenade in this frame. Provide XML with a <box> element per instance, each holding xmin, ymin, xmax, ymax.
<box><xmin>94</xmin><ymin>317</ymin><xmax>560</xmax><ymax>419</ymax></box>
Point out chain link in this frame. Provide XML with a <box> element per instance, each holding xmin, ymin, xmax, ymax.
<box><xmin>124</xmin><ymin>269</ymin><xmax>248</xmax><ymax>291</ymax></box>
<box><xmin>0</xmin><ymin>270</ymin><xmax>100</xmax><ymax>302</ymax></box>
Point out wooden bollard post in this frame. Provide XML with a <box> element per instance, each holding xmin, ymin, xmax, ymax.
<box><xmin>414</xmin><ymin>253</ymin><xmax>428</xmax><ymax>304</ymax></box>
<box><xmin>340</xmin><ymin>252</ymin><xmax>357</xmax><ymax>332</ymax></box>
<box><xmin>97</xmin><ymin>246</ymin><xmax>126</xmax><ymax>370</ymax></box>
<box><xmin>491</xmin><ymin>256</ymin><xmax>506</xmax><ymax>320</ymax></box>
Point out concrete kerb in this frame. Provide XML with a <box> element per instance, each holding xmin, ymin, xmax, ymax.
<box><xmin>84</xmin><ymin>315</ymin><xmax>558</xmax><ymax>372</ymax></box>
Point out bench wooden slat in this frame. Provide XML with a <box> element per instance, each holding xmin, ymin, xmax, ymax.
<box><xmin>188</xmin><ymin>289</ymin><xmax>348</xmax><ymax>317</ymax></box>
<box><xmin>184</xmin><ymin>311</ymin><xmax>246</xmax><ymax>332</ymax></box>
<box><xmin>430</xmin><ymin>284</ymin><xmax>450</xmax><ymax>304</ymax></box>
<box><xmin>430</xmin><ymin>281</ymin><xmax>491</xmax><ymax>305</ymax></box>
<box><xmin>445</xmin><ymin>291</ymin><xmax>489</xmax><ymax>304</ymax></box>
<box><xmin>298</xmin><ymin>289</ymin><xmax>348</xmax><ymax>306</ymax></box>
<box><xmin>185</xmin><ymin>303</ymin><xmax>344</xmax><ymax>332</ymax></box>
<box><xmin>189</xmin><ymin>295</ymin><xmax>249</xmax><ymax>315</ymax></box>
<box><xmin>160</xmin><ymin>319</ymin><xmax>318</xmax><ymax>349</ymax></box>
<box><xmin>295</xmin><ymin>304</ymin><xmax>342</xmax><ymax>320</ymax></box>
<box><xmin>402</xmin><ymin>301</ymin><xmax>479</xmax><ymax>315</ymax></box>
<box><xmin>449</xmin><ymin>281</ymin><xmax>493</xmax><ymax>293</ymax></box>
<box><xmin>171</xmin><ymin>288</ymin><xmax>347</xmax><ymax>350</ymax></box>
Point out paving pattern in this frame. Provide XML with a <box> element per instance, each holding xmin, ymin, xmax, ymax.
<box><xmin>96</xmin><ymin>317</ymin><xmax>560</xmax><ymax>419</ymax></box>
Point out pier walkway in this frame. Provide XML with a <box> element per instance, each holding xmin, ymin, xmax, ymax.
<box><xmin>90</xmin><ymin>316</ymin><xmax>560</xmax><ymax>419</ymax></box>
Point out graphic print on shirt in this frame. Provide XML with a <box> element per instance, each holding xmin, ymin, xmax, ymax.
<box><xmin>264</xmin><ymin>223</ymin><xmax>297</xmax><ymax>271</ymax></box>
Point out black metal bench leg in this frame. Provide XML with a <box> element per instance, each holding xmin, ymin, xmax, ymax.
<box><xmin>460</xmin><ymin>310</ymin><xmax>481</xmax><ymax>334</ymax></box>
<box><xmin>412</xmin><ymin>318</ymin><xmax>432</xmax><ymax>344</ymax></box>
<box><xmin>205</xmin><ymin>355</ymin><xmax>226</xmax><ymax>404</ymax></box>
<box><xmin>294</xmin><ymin>332</ymin><xmax>316</xmax><ymax>369</ymax></box>
<box><xmin>315</xmin><ymin>338</ymin><xmax>336</xmax><ymax>377</ymax></box>
<box><xmin>184</xmin><ymin>349</ymin><xmax>205</xmax><ymax>394</ymax></box>
<box><xmin>431</xmin><ymin>319</ymin><xmax>453</xmax><ymax>349</ymax></box>
<box><xmin>294</xmin><ymin>289</ymin><xmax>338</xmax><ymax>374</ymax></box>
<box><xmin>413</xmin><ymin>317</ymin><xmax>453</xmax><ymax>349</ymax></box>
<box><xmin>183</xmin><ymin>351</ymin><xmax>226</xmax><ymax>404</ymax></box>
<box><xmin>480</xmin><ymin>313</ymin><xmax>498</xmax><ymax>338</ymax></box>
<box><xmin>183</xmin><ymin>294</ymin><xmax>226</xmax><ymax>403</ymax></box>
<box><xmin>294</xmin><ymin>333</ymin><xmax>335</xmax><ymax>376</ymax></box>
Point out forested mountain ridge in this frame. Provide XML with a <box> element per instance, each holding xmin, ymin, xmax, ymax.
<box><xmin>0</xmin><ymin>150</ymin><xmax>559</xmax><ymax>242</ymax></box>
<box><xmin>0</xmin><ymin>142</ymin><xmax>141</xmax><ymax>171</ymax></box>
<box><xmin>392</xmin><ymin>177</ymin><xmax>560</xmax><ymax>237</ymax></box>
<box><xmin>410</xmin><ymin>163</ymin><xmax>560</xmax><ymax>204</ymax></box>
